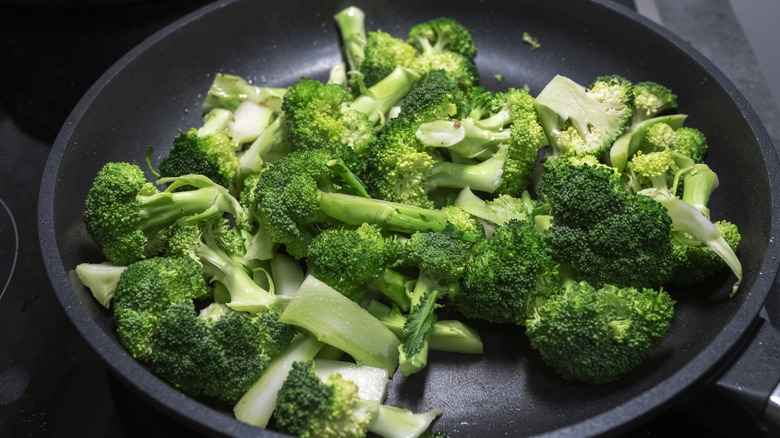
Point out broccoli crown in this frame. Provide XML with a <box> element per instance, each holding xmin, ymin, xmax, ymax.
<box><xmin>84</xmin><ymin>162</ymin><xmax>158</xmax><ymax>265</ymax></box>
<box><xmin>632</xmin><ymin>81</ymin><xmax>678</xmax><ymax>123</ymax></box>
<box><xmin>441</xmin><ymin>205</ymin><xmax>484</xmax><ymax>238</ymax></box>
<box><xmin>149</xmin><ymin>301</ymin><xmax>272</xmax><ymax>403</ymax></box>
<box><xmin>158</xmin><ymin>129</ymin><xmax>237</xmax><ymax>188</ymax></box>
<box><xmin>364</xmin><ymin>117</ymin><xmax>435</xmax><ymax>208</ymax></box>
<box><xmin>274</xmin><ymin>360</ymin><xmax>374</xmax><ymax>438</ymax></box>
<box><xmin>463</xmin><ymin>86</ymin><xmax>505</xmax><ymax>121</ymax></box>
<box><xmin>538</xmin><ymin>163</ymin><xmax>675</xmax><ymax>289</ymax></box>
<box><xmin>405</xmin><ymin>231</ymin><xmax>469</xmax><ymax>286</ymax></box>
<box><xmin>536</xmin><ymin>75</ymin><xmax>633</xmax><ymax>163</ymax></box>
<box><xmin>497</xmin><ymin>89</ymin><xmax>548</xmax><ymax>196</ymax></box>
<box><xmin>525</xmin><ymin>281</ymin><xmax>674</xmax><ymax>385</ymax></box>
<box><xmin>668</xmin><ymin>220</ymin><xmax>741</xmax><ymax>288</ymax></box>
<box><xmin>360</xmin><ymin>30</ymin><xmax>418</xmax><ymax>87</ymax></box>
<box><xmin>630</xmin><ymin>148</ymin><xmax>676</xmax><ymax>181</ymax></box>
<box><xmin>283</xmin><ymin>78</ymin><xmax>375</xmax><ymax>174</ymax></box>
<box><xmin>409</xmin><ymin>51</ymin><xmax>479</xmax><ymax>90</ymax></box>
<box><xmin>253</xmin><ymin>150</ymin><xmax>332</xmax><ymax>258</ymax></box>
<box><xmin>407</xmin><ymin>17</ymin><xmax>477</xmax><ymax>61</ymax></box>
<box><xmin>673</xmin><ymin>127</ymin><xmax>708</xmax><ymax>163</ymax></box>
<box><xmin>113</xmin><ymin>256</ymin><xmax>211</xmax><ymax>360</ymax></box>
<box><xmin>397</xmin><ymin>69</ymin><xmax>465</xmax><ymax>123</ymax></box>
<box><xmin>306</xmin><ymin>224</ymin><xmax>398</xmax><ymax>302</ymax></box>
<box><xmin>457</xmin><ymin>219</ymin><xmax>555</xmax><ymax>324</ymax></box>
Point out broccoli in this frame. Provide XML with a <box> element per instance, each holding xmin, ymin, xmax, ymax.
<box><xmin>236</xmin><ymin>113</ymin><xmax>289</xmax><ymax>183</ymax></box>
<box><xmin>409</xmin><ymin>51</ymin><xmax>480</xmax><ymax>89</ymax></box>
<box><xmin>305</xmin><ymin>223</ymin><xmax>407</xmax><ymax>305</ymax></box>
<box><xmin>453</xmin><ymin>188</ymin><xmax>547</xmax><ymax>228</ymax></box>
<box><xmin>166</xmin><ymin>218</ymin><xmax>287</xmax><ymax>312</ymax></box>
<box><xmin>397</xmin><ymin>231</ymin><xmax>470</xmax><ymax>375</ymax></box>
<box><xmin>83</xmin><ymin>162</ymin><xmax>244</xmax><ymax>266</ymax></box>
<box><xmin>669</xmin><ymin>220</ymin><xmax>741</xmax><ymax>289</ymax></box>
<box><xmin>283</xmin><ymin>67</ymin><xmax>419</xmax><ymax>173</ymax></box>
<box><xmin>456</xmin><ymin>219</ymin><xmax>557</xmax><ymax>325</ymax></box>
<box><xmin>112</xmin><ymin>256</ymin><xmax>211</xmax><ymax>360</ymax></box>
<box><xmin>202</xmin><ymin>73</ymin><xmax>287</xmax><ymax>114</ymax></box>
<box><xmin>279</xmin><ymin>275</ymin><xmax>402</xmax><ymax>372</ymax></box>
<box><xmin>396</xmin><ymin>69</ymin><xmax>465</xmax><ymax>123</ymax></box>
<box><xmin>631</xmin><ymin>81</ymin><xmax>678</xmax><ymax>124</ymax></box>
<box><xmin>525</xmin><ymin>273</ymin><xmax>675</xmax><ymax>385</ymax></box>
<box><xmin>366</xmin><ymin>300</ymin><xmax>483</xmax><ymax>354</ymax></box>
<box><xmin>359</xmin><ymin>30</ymin><xmax>419</xmax><ymax>88</ymax></box>
<box><xmin>415</xmin><ymin>87</ymin><xmax>547</xmax><ymax>196</ymax></box>
<box><xmin>253</xmin><ymin>149</ymin><xmax>477</xmax><ymax>259</ymax></box>
<box><xmin>149</xmin><ymin>301</ymin><xmax>295</xmax><ymax>403</ymax></box>
<box><xmin>157</xmin><ymin>129</ymin><xmax>237</xmax><ymax>188</ymax></box>
<box><xmin>673</xmin><ymin>127</ymin><xmax>708</xmax><ymax>164</ymax></box>
<box><xmin>407</xmin><ymin>17</ymin><xmax>477</xmax><ymax>61</ymax></box>
<box><xmin>535</xmin><ymin>75</ymin><xmax>634</xmax><ymax>166</ymax></box>
<box><xmin>274</xmin><ymin>360</ymin><xmax>442</xmax><ymax>438</ymax></box>
<box><xmin>608</xmin><ymin>114</ymin><xmax>687</xmax><ymax>172</ymax></box>
<box><xmin>334</xmin><ymin>6</ymin><xmax>368</xmax><ymax>72</ymax></box>
<box><xmin>75</xmin><ymin>262</ymin><xmax>128</xmax><ymax>308</ymax></box>
<box><xmin>537</xmin><ymin>163</ymin><xmax>676</xmax><ymax>289</ymax></box>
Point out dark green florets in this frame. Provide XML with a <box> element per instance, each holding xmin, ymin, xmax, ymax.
<box><xmin>407</xmin><ymin>17</ymin><xmax>477</xmax><ymax>61</ymax></box>
<box><xmin>360</xmin><ymin>30</ymin><xmax>418</xmax><ymax>88</ymax></box>
<box><xmin>158</xmin><ymin>129</ymin><xmax>237</xmax><ymax>188</ymax></box>
<box><xmin>525</xmin><ymin>281</ymin><xmax>675</xmax><ymax>385</ymax></box>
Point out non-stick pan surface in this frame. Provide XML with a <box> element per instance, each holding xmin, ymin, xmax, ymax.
<box><xmin>38</xmin><ymin>0</ymin><xmax>780</xmax><ymax>436</ymax></box>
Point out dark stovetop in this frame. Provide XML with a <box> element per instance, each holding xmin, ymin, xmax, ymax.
<box><xmin>1</xmin><ymin>1</ymin><xmax>779</xmax><ymax>437</ymax></box>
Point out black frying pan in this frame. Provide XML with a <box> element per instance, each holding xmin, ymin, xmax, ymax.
<box><xmin>38</xmin><ymin>0</ymin><xmax>780</xmax><ymax>436</ymax></box>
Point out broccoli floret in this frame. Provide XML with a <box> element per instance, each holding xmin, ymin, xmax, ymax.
<box><xmin>305</xmin><ymin>223</ymin><xmax>404</xmax><ymax>304</ymax></box>
<box><xmin>407</xmin><ymin>17</ymin><xmax>477</xmax><ymax>61</ymax></box>
<box><xmin>456</xmin><ymin>219</ymin><xmax>556</xmax><ymax>325</ymax></box>
<box><xmin>538</xmin><ymin>163</ymin><xmax>675</xmax><ymax>289</ymax></box>
<box><xmin>409</xmin><ymin>51</ymin><xmax>479</xmax><ymax>89</ymax></box>
<box><xmin>415</xmin><ymin>87</ymin><xmax>547</xmax><ymax>196</ymax></box>
<box><xmin>334</xmin><ymin>6</ymin><xmax>368</xmax><ymax>72</ymax></box>
<box><xmin>83</xmin><ymin>162</ymin><xmax>244</xmax><ymax>266</ymax></box>
<box><xmin>608</xmin><ymin>115</ymin><xmax>688</xmax><ymax>173</ymax></box>
<box><xmin>673</xmin><ymin>127</ymin><xmax>708</xmax><ymax>164</ymax></box>
<box><xmin>157</xmin><ymin>129</ymin><xmax>238</xmax><ymax>188</ymax></box>
<box><xmin>236</xmin><ymin>113</ymin><xmax>289</xmax><ymax>183</ymax></box>
<box><xmin>166</xmin><ymin>218</ymin><xmax>286</xmax><ymax>312</ymax></box>
<box><xmin>359</xmin><ymin>30</ymin><xmax>419</xmax><ymax>88</ymax></box>
<box><xmin>397</xmin><ymin>231</ymin><xmax>470</xmax><ymax>375</ymax></box>
<box><xmin>274</xmin><ymin>360</ymin><xmax>442</xmax><ymax>438</ymax></box>
<box><xmin>253</xmin><ymin>149</ymin><xmax>477</xmax><ymax>258</ymax></box>
<box><xmin>631</xmin><ymin>81</ymin><xmax>678</xmax><ymax>124</ymax></box>
<box><xmin>668</xmin><ymin>220</ymin><xmax>741</xmax><ymax>289</ymax></box>
<box><xmin>536</xmin><ymin>75</ymin><xmax>633</xmax><ymax>166</ymax></box>
<box><xmin>525</xmin><ymin>277</ymin><xmax>675</xmax><ymax>385</ymax></box>
<box><xmin>113</xmin><ymin>256</ymin><xmax>211</xmax><ymax>360</ymax></box>
<box><xmin>149</xmin><ymin>302</ymin><xmax>294</xmax><ymax>403</ymax></box>
<box><xmin>283</xmin><ymin>67</ymin><xmax>419</xmax><ymax>174</ymax></box>
<box><xmin>397</xmin><ymin>69</ymin><xmax>465</xmax><ymax>123</ymax></box>
<box><xmin>454</xmin><ymin>188</ymin><xmax>547</xmax><ymax>227</ymax></box>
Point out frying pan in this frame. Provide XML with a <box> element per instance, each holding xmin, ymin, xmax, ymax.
<box><xmin>38</xmin><ymin>0</ymin><xmax>780</xmax><ymax>436</ymax></box>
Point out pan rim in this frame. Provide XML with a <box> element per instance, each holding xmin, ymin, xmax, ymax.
<box><xmin>37</xmin><ymin>0</ymin><xmax>780</xmax><ymax>436</ymax></box>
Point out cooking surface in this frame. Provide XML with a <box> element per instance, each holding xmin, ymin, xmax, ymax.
<box><xmin>2</xmin><ymin>0</ymin><xmax>779</xmax><ymax>436</ymax></box>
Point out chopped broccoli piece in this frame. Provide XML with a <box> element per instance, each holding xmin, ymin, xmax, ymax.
<box><xmin>407</xmin><ymin>17</ymin><xmax>477</xmax><ymax>61</ymax></box>
<box><xmin>631</xmin><ymin>81</ymin><xmax>678</xmax><ymax>123</ymax></box>
<box><xmin>75</xmin><ymin>262</ymin><xmax>128</xmax><ymax>308</ymax></box>
<box><xmin>525</xmin><ymin>277</ymin><xmax>675</xmax><ymax>385</ymax></box>
<box><xmin>203</xmin><ymin>73</ymin><xmax>286</xmax><ymax>114</ymax></box>
<box><xmin>84</xmin><ymin>162</ymin><xmax>244</xmax><ymax>266</ymax></box>
<box><xmin>334</xmin><ymin>6</ymin><xmax>368</xmax><ymax>72</ymax></box>
<box><xmin>359</xmin><ymin>30</ymin><xmax>419</xmax><ymax>88</ymax></box>
<box><xmin>522</xmin><ymin>32</ymin><xmax>540</xmax><ymax>50</ymax></box>
<box><xmin>158</xmin><ymin>129</ymin><xmax>237</xmax><ymax>188</ymax></box>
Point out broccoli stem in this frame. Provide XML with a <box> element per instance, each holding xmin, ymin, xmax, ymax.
<box><xmin>196</xmin><ymin>243</ymin><xmax>284</xmax><ymax>313</ymax></box>
<box><xmin>426</xmin><ymin>144</ymin><xmax>507</xmax><ymax>193</ymax></box>
<box><xmin>416</xmin><ymin>119</ymin><xmax>509</xmax><ymax>159</ymax></box>
<box><xmin>366</xmin><ymin>300</ymin><xmax>483</xmax><ymax>354</ymax></box>
<box><xmin>657</xmin><ymin>197</ymin><xmax>742</xmax><ymax>294</ymax></box>
<box><xmin>359</xmin><ymin>400</ymin><xmax>442</xmax><ymax>438</ymax></box>
<box><xmin>233</xmin><ymin>334</ymin><xmax>325</xmax><ymax>427</ymax></box>
<box><xmin>75</xmin><ymin>262</ymin><xmax>127</xmax><ymax>308</ymax></box>
<box><xmin>681</xmin><ymin>164</ymin><xmax>719</xmax><ymax>218</ymax></box>
<box><xmin>333</xmin><ymin>6</ymin><xmax>367</xmax><ymax>72</ymax></box>
<box><xmin>278</xmin><ymin>275</ymin><xmax>402</xmax><ymax>372</ymax></box>
<box><xmin>138</xmin><ymin>176</ymin><xmax>242</xmax><ymax>233</ymax></box>
<box><xmin>351</xmin><ymin>66</ymin><xmax>421</xmax><ymax>126</ymax></box>
<box><xmin>317</xmin><ymin>191</ymin><xmax>477</xmax><ymax>241</ymax></box>
<box><xmin>368</xmin><ymin>268</ymin><xmax>413</xmax><ymax>312</ymax></box>
<box><xmin>202</xmin><ymin>73</ymin><xmax>287</xmax><ymax>113</ymax></box>
<box><xmin>197</xmin><ymin>108</ymin><xmax>232</xmax><ymax>136</ymax></box>
<box><xmin>237</xmin><ymin>114</ymin><xmax>287</xmax><ymax>182</ymax></box>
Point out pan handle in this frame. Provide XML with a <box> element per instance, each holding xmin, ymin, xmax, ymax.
<box><xmin>712</xmin><ymin>316</ymin><xmax>780</xmax><ymax>433</ymax></box>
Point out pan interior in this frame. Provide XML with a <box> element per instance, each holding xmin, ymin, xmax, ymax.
<box><xmin>41</xmin><ymin>0</ymin><xmax>780</xmax><ymax>436</ymax></box>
